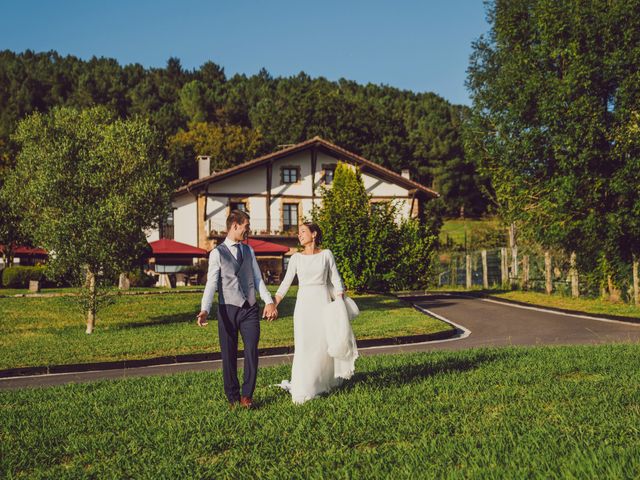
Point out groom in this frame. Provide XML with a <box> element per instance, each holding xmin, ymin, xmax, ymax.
<box><xmin>196</xmin><ymin>210</ymin><xmax>278</xmax><ymax>409</ymax></box>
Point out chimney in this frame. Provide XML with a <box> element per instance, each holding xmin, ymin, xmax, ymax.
<box><xmin>197</xmin><ymin>156</ymin><xmax>211</xmax><ymax>179</ymax></box>
<box><xmin>401</xmin><ymin>168</ymin><xmax>411</xmax><ymax>180</ymax></box>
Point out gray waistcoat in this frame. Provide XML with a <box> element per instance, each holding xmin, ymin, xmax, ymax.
<box><xmin>217</xmin><ymin>243</ymin><xmax>256</xmax><ymax>307</ymax></box>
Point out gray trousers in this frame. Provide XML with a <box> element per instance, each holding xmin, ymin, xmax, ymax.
<box><xmin>217</xmin><ymin>302</ymin><xmax>260</xmax><ymax>401</ymax></box>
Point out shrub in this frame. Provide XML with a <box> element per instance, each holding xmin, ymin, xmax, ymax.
<box><xmin>128</xmin><ymin>269</ymin><xmax>157</xmax><ymax>288</ymax></box>
<box><xmin>313</xmin><ymin>162</ymin><xmax>437</xmax><ymax>292</ymax></box>
<box><xmin>1</xmin><ymin>266</ymin><xmax>46</xmax><ymax>288</ymax></box>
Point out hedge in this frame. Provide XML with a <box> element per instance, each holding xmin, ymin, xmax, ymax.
<box><xmin>1</xmin><ymin>266</ymin><xmax>46</xmax><ymax>288</ymax></box>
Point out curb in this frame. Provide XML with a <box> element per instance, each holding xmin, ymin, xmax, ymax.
<box><xmin>0</xmin><ymin>329</ymin><xmax>457</xmax><ymax>379</ymax></box>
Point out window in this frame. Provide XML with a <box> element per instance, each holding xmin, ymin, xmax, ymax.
<box><xmin>282</xmin><ymin>167</ymin><xmax>299</xmax><ymax>184</ymax></box>
<box><xmin>230</xmin><ymin>201</ymin><xmax>247</xmax><ymax>212</ymax></box>
<box><xmin>324</xmin><ymin>168</ymin><xmax>335</xmax><ymax>184</ymax></box>
<box><xmin>160</xmin><ymin>210</ymin><xmax>175</xmax><ymax>239</ymax></box>
<box><xmin>283</xmin><ymin>203</ymin><xmax>299</xmax><ymax>231</ymax></box>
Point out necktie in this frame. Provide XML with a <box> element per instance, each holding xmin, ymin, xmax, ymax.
<box><xmin>234</xmin><ymin>243</ymin><xmax>243</xmax><ymax>263</ymax></box>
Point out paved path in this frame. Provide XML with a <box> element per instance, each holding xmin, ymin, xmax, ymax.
<box><xmin>2</xmin><ymin>293</ymin><xmax>639</xmax><ymax>390</ymax></box>
<box><xmin>408</xmin><ymin>293</ymin><xmax>640</xmax><ymax>350</ymax></box>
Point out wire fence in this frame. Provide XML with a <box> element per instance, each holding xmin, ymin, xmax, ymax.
<box><xmin>435</xmin><ymin>248</ymin><xmax>600</xmax><ymax>297</ymax></box>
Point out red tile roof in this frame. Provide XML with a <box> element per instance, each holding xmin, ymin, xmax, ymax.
<box><xmin>0</xmin><ymin>245</ymin><xmax>48</xmax><ymax>256</ymax></box>
<box><xmin>242</xmin><ymin>238</ymin><xmax>289</xmax><ymax>254</ymax></box>
<box><xmin>149</xmin><ymin>239</ymin><xmax>208</xmax><ymax>256</ymax></box>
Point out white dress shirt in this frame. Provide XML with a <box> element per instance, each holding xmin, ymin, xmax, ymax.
<box><xmin>200</xmin><ymin>237</ymin><xmax>274</xmax><ymax>314</ymax></box>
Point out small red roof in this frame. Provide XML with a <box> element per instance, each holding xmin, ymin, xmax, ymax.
<box><xmin>244</xmin><ymin>238</ymin><xmax>289</xmax><ymax>254</ymax></box>
<box><xmin>208</xmin><ymin>238</ymin><xmax>289</xmax><ymax>255</ymax></box>
<box><xmin>0</xmin><ymin>244</ymin><xmax>48</xmax><ymax>256</ymax></box>
<box><xmin>149</xmin><ymin>239</ymin><xmax>208</xmax><ymax>256</ymax></box>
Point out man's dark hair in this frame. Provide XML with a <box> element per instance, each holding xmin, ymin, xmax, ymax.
<box><xmin>227</xmin><ymin>210</ymin><xmax>250</xmax><ymax>231</ymax></box>
<box><xmin>303</xmin><ymin>222</ymin><xmax>323</xmax><ymax>245</ymax></box>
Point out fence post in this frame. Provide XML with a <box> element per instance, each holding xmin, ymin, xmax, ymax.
<box><xmin>511</xmin><ymin>245</ymin><xmax>518</xmax><ymax>288</ymax></box>
<box><xmin>451</xmin><ymin>257</ymin><xmax>457</xmax><ymax>287</ymax></box>
<box><xmin>521</xmin><ymin>255</ymin><xmax>530</xmax><ymax>290</ymax></box>
<box><xmin>481</xmin><ymin>249</ymin><xmax>489</xmax><ymax>289</ymax></box>
<box><xmin>570</xmin><ymin>251</ymin><xmax>579</xmax><ymax>298</ymax></box>
<box><xmin>466</xmin><ymin>254</ymin><xmax>472</xmax><ymax>289</ymax></box>
<box><xmin>500</xmin><ymin>247</ymin><xmax>508</xmax><ymax>287</ymax></box>
<box><xmin>633</xmin><ymin>254</ymin><xmax>639</xmax><ymax>306</ymax></box>
<box><xmin>544</xmin><ymin>251</ymin><xmax>552</xmax><ymax>295</ymax></box>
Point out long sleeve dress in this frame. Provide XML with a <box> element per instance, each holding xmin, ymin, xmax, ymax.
<box><xmin>276</xmin><ymin>249</ymin><xmax>352</xmax><ymax>404</ymax></box>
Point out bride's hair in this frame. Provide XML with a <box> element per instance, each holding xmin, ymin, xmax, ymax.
<box><xmin>303</xmin><ymin>222</ymin><xmax>323</xmax><ymax>246</ymax></box>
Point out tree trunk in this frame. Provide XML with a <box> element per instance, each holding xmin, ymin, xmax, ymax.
<box><xmin>521</xmin><ymin>255</ymin><xmax>530</xmax><ymax>290</ymax></box>
<box><xmin>633</xmin><ymin>255</ymin><xmax>639</xmax><ymax>306</ymax></box>
<box><xmin>481</xmin><ymin>249</ymin><xmax>489</xmax><ymax>289</ymax></box>
<box><xmin>86</xmin><ymin>269</ymin><xmax>96</xmax><ymax>334</ymax></box>
<box><xmin>500</xmin><ymin>247</ymin><xmax>508</xmax><ymax>287</ymax></box>
<box><xmin>545</xmin><ymin>251</ymin><xmax>552</xmax><ymax>295</ymax></box>
<box><xmin>118</xmin><ymin>272</ymin><xmax>130</xmax><ymax>290</ymax></box>
<box><xmin>509</xmin><ymin>222</ymin><xmax>518</xmax><ymax>272</ymax></box>
<box><xmin>466</xmin><ymin>254</ymin><xmax>472</xmax><ymax>289</ymax></box>
<box><xmin>607</xmin><ymin>275</ymin><xmax>621</xmax><ymax>302</ymax></box>
<box><xmin>570</xmin><ymin>251</ymin><xmax>579</xmax><ymax>298</ymax></box>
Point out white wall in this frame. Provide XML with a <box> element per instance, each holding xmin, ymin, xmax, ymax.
<box><xmin>248</xmin><ymin>197</ymin><xmax>268</xmax><ymax>233</ymax></box>
<box><xmin>205</xmin><ymin>196</ymin><xmax>228</xmax><ymax>234</ymax></box>
<box><xmin>363</xmin><ymin>172</ymin><xmax>410</xmax><ymax>197</ymax></box>
<box><xmin>173</xmin><ymin>193</ymin><xmax>198</xmax><ymax>246</ymax></box>
<box><xmin>146</xmin><ymin>227</ymin><xmax>160</xmax><ymax>242</ymax></box>
<box><xmin>210</xmin><ymin>166</ymin><xmax>266</xmax><ymax>194</ymax></box>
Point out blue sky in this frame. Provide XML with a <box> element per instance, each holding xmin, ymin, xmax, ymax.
<box><xmin>2</xmin><ymin>1</ymin><xmax>490</xmax><ymax>105</ymax></box>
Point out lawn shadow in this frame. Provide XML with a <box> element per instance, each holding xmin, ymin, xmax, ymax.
<box><xmin>337</xmin><ymin>350</ymin><xmax>513</xmax><ymax>393</ymax></box>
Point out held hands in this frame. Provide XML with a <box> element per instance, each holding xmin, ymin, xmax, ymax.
<box><xmin>196</xmin><ymin>310</ymin><xmax>209</xmax><ymax>327</ymax></box>
<box><xmin>263</xmin><ymin>303</ymin><xmax>278</xmax><ymax>322</ymax></box>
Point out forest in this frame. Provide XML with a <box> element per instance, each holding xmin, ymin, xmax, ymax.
<box><xmin>0</xmin><ymin>49</ymin><xmax>488</xmax><ymax>217</ymax></box>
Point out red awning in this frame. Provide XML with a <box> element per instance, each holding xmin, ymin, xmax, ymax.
<box><xmin>208</xmin><ymin>238</ymin><xmax>289</xmax><ymax>255</ymax></box>
<box><xmin>0</xmin><ymin>244</ymin><xmax>48</xmax><ymax>256</ymax></box>
<box><xmin>149</xmin><ymin>239</ymin><xmax>208</xmax><ymax>257</ymax></box>
<box><xmin>245</xmin><ymin>238</ymin><xmax>289</xmax><ymax>254</ymax></box>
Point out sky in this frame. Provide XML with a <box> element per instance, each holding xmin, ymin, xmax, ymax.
<box><xmin>2</xmin><ymin>0</ymin><xmax>490</xmax><ymax>105</ymax></box>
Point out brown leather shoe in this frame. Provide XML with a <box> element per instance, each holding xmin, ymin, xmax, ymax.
<box><xmin>240</xmin><ymin>396</ymin><xmax>253</xmax><ymax>409</ymax></box>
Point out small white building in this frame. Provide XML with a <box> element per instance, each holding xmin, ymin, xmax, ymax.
<box><xmin>147</xmin><ymin>137</ymin><xmax>439</xmax><ymax>279</ymax></box>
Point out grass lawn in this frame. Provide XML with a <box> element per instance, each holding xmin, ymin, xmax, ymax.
<box><xmin>426</xmin><ymin>286</ymin><xmax>640</xmax><ymax>321</ymax></box>
<box><xmin>0</xmin><ymin>287</ymin><xmax>452</xmax><ymax>370</ymax></box>
<box><xmin>490</xmin><ymin>290</ymin><xmax>640</xmax><ymax>320</ymax></box>
<box><xmin>440</xmin><ymin>217</ymin><xmax>501</xmax><ymax>244</ymax></box>
<box><xmin>2</xmin><ymin>344</ymin><xmax>640</xmax><ymax>478</ymax></box>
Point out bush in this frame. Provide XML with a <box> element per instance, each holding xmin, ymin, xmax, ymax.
<box><xmin>1</xmin><ymin>266</ymin><xmax>46</xmax><ymax>288</ymax></box>
<box><xmin>313</xmin><ymin>162</ymin><xmax>437</xmax><ymax>293</ymax></box>
<box><xmin>128</xmin><ymin>269</ymin><xmax>157</xmax><ymax>288</ymax></box>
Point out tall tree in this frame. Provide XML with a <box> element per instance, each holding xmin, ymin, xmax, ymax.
<box><xmin>467</xmin><ymin>1</ymin><xmax>619</xmax><ymax>269</ymax></box>
<box><xmin>5</xmin><ymin>106</ymin><xmax>173</xmax><ymax>333</ymax></box>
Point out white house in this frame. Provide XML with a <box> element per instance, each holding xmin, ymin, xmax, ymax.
<box><xmin>147</xmin><ymin>137</ymin><xmax>439</xmax><ymax>280</ymax></box>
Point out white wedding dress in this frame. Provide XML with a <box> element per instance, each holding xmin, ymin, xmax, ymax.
<box><xmin>276</xmin><ymin>249</ymin><xmax>358</xmax><ymax>404</ymax></box>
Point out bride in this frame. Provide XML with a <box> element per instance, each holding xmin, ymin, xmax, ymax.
<box><xmin>274</xmin><ymin>222</ymin><xmax>358</xmax><ymax>404</ymax></box>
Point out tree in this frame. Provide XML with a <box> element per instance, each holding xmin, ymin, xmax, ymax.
<box><xmin>466</xmin><ymin>0</ymin><xmax>638</xmax><ymax>295</ymax></box>
<box><xmin>167</xmin><ymin>122</ymin><xmax>264</xmax><ymax>180</ymax></box>
<box><xmin>312</xmin><ymin>162</ymin><xmax>437</xmax><ymax>292</ymax></box>
<box><xmin>5</xmin><ymin>106</ymin><xmax>173</xmax><ymax>333</ymax></box>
